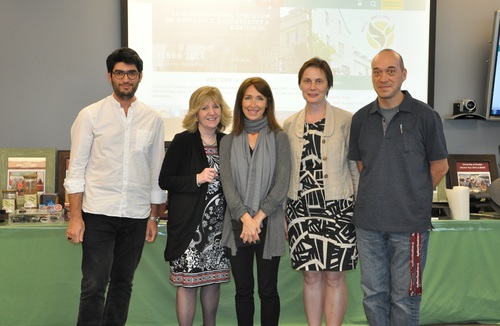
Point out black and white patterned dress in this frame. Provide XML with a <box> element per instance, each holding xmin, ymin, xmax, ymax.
<box><xmin>170</xmin><ymin>144</ymin><xmax>230</xmax><ymax>287</ymax></box>
<box><xmin>286</xmin><ymin>119</ymin><xmax>358</xmax><ymax>271</ymax></box>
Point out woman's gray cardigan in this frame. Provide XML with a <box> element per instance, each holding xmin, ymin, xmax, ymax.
<box><xmin>220</xmin><ymin>131</ymin><xmax>291</xmax><ymax>259</ymax></box>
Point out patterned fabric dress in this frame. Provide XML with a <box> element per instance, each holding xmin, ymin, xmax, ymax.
<box><xmin>170</xmin><ymin>144</ymin><xmax>230</xmax><ymax>287</ymax></box>
<box><xmin>286</xmin><ymin>119</ymin><xmax>358</xmax><ymax>271</ymax></box>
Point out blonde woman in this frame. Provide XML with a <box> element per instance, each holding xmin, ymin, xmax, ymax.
<box><xmin>159</xmin><ymin>86</ymin><xmax>232</xmax><ymax>326</ymax></box>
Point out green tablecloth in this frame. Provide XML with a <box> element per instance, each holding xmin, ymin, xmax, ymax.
<box><xmin>1</xmin><ymin>220</ymin><xmax>499</xmax><ymax>325</ymax></box>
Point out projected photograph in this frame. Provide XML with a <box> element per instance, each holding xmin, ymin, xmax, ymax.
<box><xmin>127</xmin><ymin>0</ymin><xmax>431</xmax><ymax>138</ymax></box>
<box><xmin>150</xmin><ymin>5</ymin><xmax>371</xmax><ymax>75</ymax></box>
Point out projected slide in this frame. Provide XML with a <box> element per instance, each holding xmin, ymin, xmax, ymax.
<box><xmin>127</xmin><ymin>0</ymin><xmax>431</xmax><ymax>138</ymax></box>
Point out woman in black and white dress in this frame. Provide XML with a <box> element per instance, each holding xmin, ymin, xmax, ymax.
<box><xmin>283</xmin><ymin>58</ymin><xmax>359</xmax><ymax>326</ymax></box>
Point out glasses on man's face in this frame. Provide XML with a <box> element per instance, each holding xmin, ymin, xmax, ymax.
<box><xmin>112</xmin><ymin>70</ymin><xmax>139</xmax><ymax>80</ymax></box>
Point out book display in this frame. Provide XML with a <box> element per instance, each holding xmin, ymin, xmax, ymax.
<box><xmin>8</xmin><ymin>208</ymin><xmax>64</xmax><ymax>225</ymax></box>
<box><xmin>0</xmin><ymin>148</ymin><xmax>65</xmax><ymax>224</ymax></box>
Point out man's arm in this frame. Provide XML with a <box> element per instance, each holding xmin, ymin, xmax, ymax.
<box><xmin>356</xmin><ymin>160</ymin><xmax>363</xmax><ymax>173</ymax></box>
<box><xmin>145</xmin><ymin>203</ymin><xmax>161</xmax><ymax>243</ymax></box>
<box><xmin>146</xmin><ymin>113</ymin><xmax>167</xmax><ymax>243</ymax></box>
<box><xmin>66</xmin><ymin>192</ymin><xmax>85</xmax><ymax>243</ymax></box>
<box><xmin>430</xmin><ymin>158</ymin><xmax>449</xmax><ymax>188</ymax></box>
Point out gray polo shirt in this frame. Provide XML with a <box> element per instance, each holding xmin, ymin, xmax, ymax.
<box><xmin>348</xmin><ymin>91</ymin><xmax>448</xmax><ymax>233</ymax></box>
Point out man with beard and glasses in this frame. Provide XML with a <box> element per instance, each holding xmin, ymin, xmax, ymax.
<box><xmin>64</xmin><ymin>47</ymin><xmax>167</xmax><ymax>326</ymax></box>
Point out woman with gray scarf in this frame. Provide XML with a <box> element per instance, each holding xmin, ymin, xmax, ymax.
<box><xmin>220</xmin><ymin>77</ymin><xmax>291</xmax><ymax>326</ymax></box>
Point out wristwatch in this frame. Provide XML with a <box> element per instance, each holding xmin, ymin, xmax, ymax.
<box><xmin>149</xmin><ymin>216</ymin><xmax>160</xmax><ymax>223</ymax></box>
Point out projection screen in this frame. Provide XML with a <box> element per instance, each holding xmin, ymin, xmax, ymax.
<box><xmin>124</xmin><ymin>0</ymin><xmax>433</xmax><ymax>140</ymax></box>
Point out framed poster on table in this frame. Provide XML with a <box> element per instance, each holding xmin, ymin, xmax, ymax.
<box><xmin>0</xmin><ymin>148</ymin><xmax>57</xmax><ymax>199</ymax></box>
<box><xmin>447</xmin><ymin>154</ymin><xmax>499</xmax><ymax>193</ymax></box>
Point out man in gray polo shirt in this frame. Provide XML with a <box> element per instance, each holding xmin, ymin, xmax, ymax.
<box><xmin>348</xmin><ymin>49</ymin><xmax>448</xmax><ymax>326</ymax></box>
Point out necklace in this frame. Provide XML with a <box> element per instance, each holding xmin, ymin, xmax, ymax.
<box><xmin>248</xmin><ymin>132</ymin><xmax>258</xmax><ymax>150</ymax></box>
<box><xmin>201</xmin><ymin>136</ymin><xmax>217</xmax><ymax>147</ymax></box>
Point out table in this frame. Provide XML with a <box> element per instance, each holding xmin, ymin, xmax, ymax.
<box><xmin>1</xmin><ymin>220</ymin><xmax>499</xmax><ymax>325</ymax></box>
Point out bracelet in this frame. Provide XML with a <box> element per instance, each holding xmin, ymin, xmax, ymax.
<box><xmin>149</xmin><ymin>216</ymin><xmax>160</xmax><ymax>223</ymax></box>
<box><xmin>196</xmin><ymin>174</ymin><xmax>201</xmax><ymax>187</ymax></box>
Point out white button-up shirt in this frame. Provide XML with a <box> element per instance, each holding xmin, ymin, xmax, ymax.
<box><xmin>64</xmin><ymin>95</ymin><xmax>167</xmax><ymax>218</ymax></box>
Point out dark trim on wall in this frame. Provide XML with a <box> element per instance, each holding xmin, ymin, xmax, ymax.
<box><xmin>120</xmin><ymin>0</ymin><xmax>128</xmax><ymax>47</ymax></box>
<box><xmin>428</xmin><ymin>0</ymin><xmax>437</xmax><ymax>107</ymax></box>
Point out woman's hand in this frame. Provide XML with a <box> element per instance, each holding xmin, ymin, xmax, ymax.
<box><xmin>197</xmin><ymin>167</ymin><xmax>218</xmax><ymax>184</ymax></box>
<box><xmin>240</xmin><ymin>213</ymin><xmax>261</xmax><ymax>243</ymax></box>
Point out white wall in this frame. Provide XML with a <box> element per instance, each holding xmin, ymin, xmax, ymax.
<box><xmin>0</xmin><ymin>0</ymin><xmax>499</xmax><ymax>171</ymax></box>
<box><xmin>0</xmin><ymin>0</ymin><xmax>120</xmax><ymax>149</ymax></box>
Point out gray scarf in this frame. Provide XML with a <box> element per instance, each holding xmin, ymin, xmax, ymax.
<box><xmin>230</xmin><ymin>118</ymin><xmax>276</xmax><ymax>216</ymax></box>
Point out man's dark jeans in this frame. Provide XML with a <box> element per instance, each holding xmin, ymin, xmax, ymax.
<box><xmin>77</xmin><ymin>213</ymin><xmax>147</xmax><ymax>326</ymax></box>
